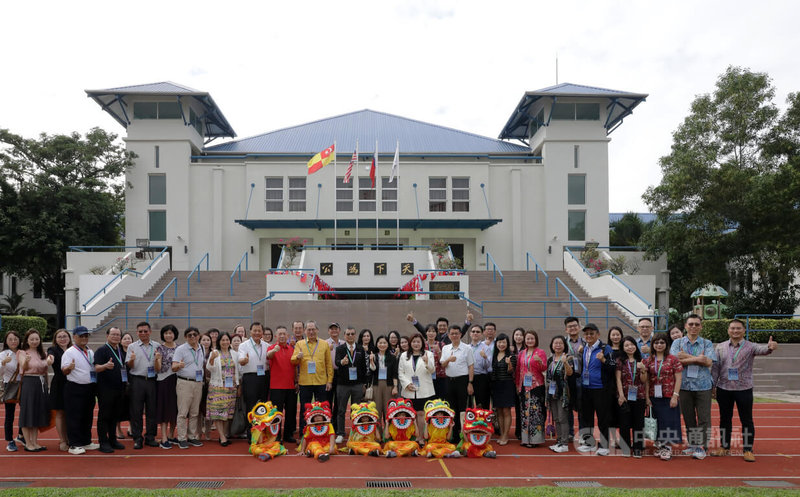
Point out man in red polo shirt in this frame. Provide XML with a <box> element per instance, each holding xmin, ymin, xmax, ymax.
<box><xmin>267</xmin><ymin>326</ymin><xmax>297</xmax><ymax>443</ymax></box>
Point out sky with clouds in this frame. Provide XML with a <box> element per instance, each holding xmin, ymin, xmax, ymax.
<box><xmin>2</xmin><ymin>0</ymin><xmax>798</xmax><ymax>212</ymax></box>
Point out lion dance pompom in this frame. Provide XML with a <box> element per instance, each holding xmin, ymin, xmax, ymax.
<box><xmin>247</xmin><ymin>401</ymin><xmax>287</xmax><ymax>461</ymax></box>
<box><xmin>301</xmin><ymin>401</ymin><xmax>336</xmax><ymax>462</ymax></box>
<box><xmin>339</xmin><ymin>401</ymin><xmax>382</xmax><ymax>456</ymax></box>
<box><xmin>458</xmin><ymin>407</ymin><xmax>496</xmax><ymax>458</ymax></box>
<box><xmin>417</xmin><ymin>399</ymin><xmax>459</xmax><ymax>458</ymax></box>
<box><xmin>383</xmin><ymin>398</ymin><xmax>420</xmax><ymax>458</ymax></box>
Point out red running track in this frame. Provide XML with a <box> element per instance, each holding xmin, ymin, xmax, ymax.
<box><xmin>1</xmin><ymin>403</ymin><xmax>799</xmax><ymax>489</ymax></box>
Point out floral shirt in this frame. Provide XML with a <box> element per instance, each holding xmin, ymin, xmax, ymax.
<box><xmin>643</xmin><ymin>355</ymin><xmax>683</xmax><ymax>398</ymax></box>
<box><xmin>157</xmin><ymin>344</ymin><xmax>177</xmax><ymax>381</ymax></box>
<box><xmin>616</xmin><ymin>358</ymin><xmax>647</xmax><ymax>400</ymax></box>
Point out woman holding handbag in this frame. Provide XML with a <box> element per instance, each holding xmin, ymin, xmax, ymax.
<box><xmin>616</xmin><ymin>336</ymin><xmax>648</xmax><ymax>458</ymax></box>
<box><xmin>1</xmin><ymin>331</ymin><xmax>23</xmax><ymax>451</ymax></box>
<box><xmin>644</xmin><ymin>332</ymin><xmax>683</xmax><ymax>460</ymax></box>
<box><xmin>206</xmin><ymin>332</ymin><xmax>240</xmax><ymax>446</ymax></box>
<box><xmin>545</xmin><ymin>335</ymin><xmax>573</xmax><ymax>452</ymax></box>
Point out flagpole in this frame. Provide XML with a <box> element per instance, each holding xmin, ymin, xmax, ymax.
<box><xmin>333</xmin><ymin>140</ymin><xmax>337</xmax><ymax>248</ymax></box>
<box><xmin>355</xmin><ymin>141</ymin><xmax>359</xmax><ymax>248</ymax></box>
<box><xmin>375</xmin><ymin>139</ymin><xmax>379</xmax><ymax>249</ymax></box>
<box><xmin>396</xmin><ymin>140</ymin><xmax>400</xmax><ymax>248</ymax></box>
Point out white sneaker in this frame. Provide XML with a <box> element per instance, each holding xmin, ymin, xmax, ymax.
<box><xmin>596</xmin><ymin>448</ymin><xmax>609</xmax><ymax>456</ymax></box>
<box><xmin>548</xmin><ymin>443</ymin><xmax>560</xmax><ymax>451</ymax></box>
<box><xmin>83</xmin><ymin>443</ymin><xmax>100</xmax><ymax>451</ymax></box>
<box><xmin>552</xmin><ymin>444</ymin><xmax>569</xmax><ymax>453</ymax></box>
<box><xmin>335</xmin><ymin>435</ymin><xmax>344</xmax><ymax>445</ymax></box>
<box><xmin>68</xmin><ymin>446</ymin><xmax>86</xmax><ymax>455</ymax></box>
<box><xmin>576</xmin><ymin>444</ymin><xmax>593</xmax><ymax>453</ymax></box>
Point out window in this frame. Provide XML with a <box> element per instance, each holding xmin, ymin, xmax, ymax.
<box><xmin>529</xmin><ymin>108</ymin><xmax>546</xmax><ymax>136</ymax></box>
<box><xmin>358</xmin><ymin>177</ymin><xmax>376</xmax><ymax>211</ymax></box>
<box><xmin>133</xmin><ymin>102</ymin><xmax>182</xmax><ymax>120</ymax></box>
<box><xmin>11</xmin><ymin>277</ymin><xmax>16</xmax><ymax>296</ymax></box>
<box><xmin>574</xmin><ymin>144</ymin><xmax>580</xmax><ymax>168</ymax></box>
<box><xmin>568</xmin><ymin>175</ymin><xmax>586</xmax><ymax>205</ymax></box>
<box><xmin>190</xmin><ymin>108</ymin><xmax>202</xmax><ymax>135</ymax></box>
<box><xmin>336</xmin><ymin>177</ymin><xmax>353</xmax><ymax>211</ymax></box>
<box><xmin>452</xmin><ymin>177</ymin><xmax>469</xmax><ymax>212</ymax></box>
<box><xmin>0</xmin><ymin>272</ymin><xmax>4</xmax><ymax>295</ymax></box>
<box><xmin>381</xmin><ymin>177</ymin><xmax>397</xmax><ymax>211</ymax></box>
<box><xmin>265</xmin><ymin>177</ymin><xmax>283</xmax><ymax>211</ymax></box>
<box><xmin>155</xmin><ymin>145</ymin><xmax>160</xmax><ymax>168</ymax></box>
<box><xmin>551</xmin><ymin>103</ymin><xmax>575</xmax><ymax>120</ymax></box>
<box><xmin>149</xmin><ymin>211</ymin><xmax>167</xmax><ymax>241</ymax></box>
<box><xmin>429</xmin><ymin>177</ymin><xmax>446</xmax><ymax>212</ymax></box>
<box><xmin>568</xmin><ymin>211</ymin><xmax>586</xmax><ymax>241</ymax></box>
<box><xmin>149</xmin><ymin>174</ymin><xmax>166</xmax><ymax>205</ymax></box>
<box><xmin>552</xmin><ymin>102</ymin><xmax>600</xmax><ymax>121</ymax></box>
<box><xmin>288</xmin><ymin>177</ymin><xmax>306</xmax><ymax>212</ymax></box>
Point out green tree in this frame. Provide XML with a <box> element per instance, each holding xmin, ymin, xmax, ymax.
<box><xmin>0</xmin><ymin>128</ymin><xmax>134</xmax><ymax>323</ymax></box>
<box><xmin>609</xmin><ymin>212</ymin><xmax>650</xmax><ymax>247</ymax></box>
<box><xmin>642</xmin><ymin>66</ymin><xmax>800</xmax><ymax>314</ymax></box>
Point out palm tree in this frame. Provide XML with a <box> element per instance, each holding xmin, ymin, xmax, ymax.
<box><xmin>0</xmin><ymin>293</ymin><xmax>27</xmax><ymax>315</ymax></box>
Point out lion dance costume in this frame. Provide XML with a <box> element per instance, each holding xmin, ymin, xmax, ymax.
<box><xmin>383</xmin><ymin>398</ymin><xmax>420</xmax><ymax>458</ymax></box>
<box><xmin>343</xmin><ymin>401</ymin><xmax>382</xmax><ymax>456</ymax></box>
<box><xmin>418</xmin><ymin>399</ymin><xmax>459</xmax><ymax>458</ymax></box>
<box><xmin>458</xmin><ymin>407</ymin><xmax>496</xmax><ymax>458</ymax></box>
<box><xmin>301</xmin><ymin>401</ymin><xmax>336</xmax><ymax>462</ymax></box>
<box><xmin>247</xmin><ymin>401</ymin><xmax>287</xmax><ymax>461</ymax></box>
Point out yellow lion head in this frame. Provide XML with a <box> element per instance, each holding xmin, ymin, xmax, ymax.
<box><xmin>350</xmin><ymin>401</ymin><xmax>380</xmax><ymax>437</ymax></box>
<box><xmin>248</xmin><ymin>401</ymin><xmax>283</xmax><ymax>442</ymax></box>
<box><xmin>424</xmin><ymin>398</ymin><xmax>454</xmax><ymax>430</ymax></box>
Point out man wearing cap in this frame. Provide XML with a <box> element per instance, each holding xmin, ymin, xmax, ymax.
<box><xmin>334</xmin><ymin>326</ymin><xmax>366</xmax><ymax>443</ymax></box>
<box><xmin>61</xmin><ymin>326</ymin><xmax>100</xmax><ymax>455</ymax></box>
<box><xmin>126</xmin><ymin>321</ymin><xmax>162</xmax><ymax>449</ymax></box>
<box><xmin>576</xmin><ymin>323</ymin><xmax>615</xmax><ymax>456</ymax></box>
<box><xmin>291</xmin><ymin>321</ymin><xmax>333</xmax><ymax>435</ymax></box>
<box><xmin>238</xmin><ymin>322</ymin><xmax>269</xmax><ymax>414</ymax></box>
<box><xmin>326</xmin><ymin>323</ymin><xmax>345</xmax><ymax>432</ymax></box>
<box><xmin>93</xmin><ymin>327</ymin><xmax>127</xmax><ymax>453</ymax></box>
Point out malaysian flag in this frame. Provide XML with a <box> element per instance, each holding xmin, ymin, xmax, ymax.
<box><xmin>344</xmin><ymin>148</ymin><xmax>357</xmax><ymax>184</ymax></box>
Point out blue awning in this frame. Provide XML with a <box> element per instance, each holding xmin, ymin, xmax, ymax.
<box><xmin>235</xmin><ymin>218</ymin><xmax>501</xmax><ymax>231</ymax></box>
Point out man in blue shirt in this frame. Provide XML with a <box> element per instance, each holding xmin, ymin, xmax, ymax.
<box><xmin>576</xmin><ymin>323</ymin><xmax>615</xmax><ymax>456</ymax></box>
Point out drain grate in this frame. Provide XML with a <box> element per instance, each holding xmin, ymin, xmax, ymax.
<box><xmin>175</xmin><ymin>481</ymin><xmax>225</xmax><ymax>489</ymax></box>
<box><xmin>744</xmin><ymin>481</ymin><xmax>795</xmax><ymax>488</ymax></box>
<box><xmin>554</xmin><ymin>481</ymin><xmax>603</xmax><ymax>488</ymax></box>
<box><xmin>0</xmin><ymin>482</ymin><xmax>33</xmax><ymax>488</ymax></box>
<box><xmin>366</xmin><ymin>481</ymin><xmax>413</xmax><ymax>488</ymax></box>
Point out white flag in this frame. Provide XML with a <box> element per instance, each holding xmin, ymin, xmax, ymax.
<box><xmin>389</xmin><ymin>142</ymin><xmax>399</xmax><ymax>183</ymax></box>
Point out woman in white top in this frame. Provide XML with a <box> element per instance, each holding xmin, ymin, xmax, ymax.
<box><xmin>397</xmin><ymin>332</ymin><xmax>436</xmax><ymax>436</ymax></box>
<box><xmin>1</xmin><ymin>331</ymin><xmax>22</xmax><ymax>451</ymax></box>
<box><xmin>206</xmin><ymin>332</ymin><xmax>240</xmax><ymax>446</ymax></box>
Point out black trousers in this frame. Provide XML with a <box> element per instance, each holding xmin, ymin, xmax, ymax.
<box><xmin>298</xmin><ymin>384</ymin><xmax>327</xmax><ymax>434</ymax></box>
<box><xmin>617</xmin><ymin>398</ymin><xmax>646</xmax><ymax>453</ymax></box>
<box><xmin>128</xmin><ymin>375</ymin><xmax>157</xmax><ymax>442</ymax></box>
<box><xmin>580</xmin><ymin>386</ymin><xmax>610</xmax><ymax>449</ymax></box>
<box><xmin>4</xmin><ymin>402</ymin><xmax>21</xmax><ymax>441</ymax></box>
<box><xmin>270</xmin><ymin>388</ymin><xmax>297</xmax><ymax>439</ymax></box>
<box><xmin>241</xmin><ymin>372</ymin><xmax>270</xmax><ymax>414</ymax></box>
<box><xmin>64</xmin><ymin>381</ymin><xmax>96</xmax><ymax>447</ymax></box>
<box><xmin>471</xmin><ymin>374</ymin><xmax>491</xmax><ymax>409</ymax></box>
<box><xmin>97</xmin><ymin>386</ymin><xmax>126</xmax><ymax>444</ymax></box>
<box><xmin>717</xmin><ymin>387</ymin><xmax>755</xmax><ymax>452</ymax></box>
<box><xmin>446</xmin><ymin>375</ymin><xmax>469</xmax><ymax>442</ymax></box>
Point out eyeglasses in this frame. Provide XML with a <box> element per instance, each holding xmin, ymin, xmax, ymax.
<box><xmin>686</xmin><ymin>323</ymin><xmax>702</xmax><ymax>327</ymax></box>
<box><xmin>186</xmin><ymin>332</ymin><xmax>199</xmax><ymax>337</ymax></box>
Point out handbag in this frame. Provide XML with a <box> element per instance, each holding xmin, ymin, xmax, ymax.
<box><xmin>545</xmin><ymin>410</ymin><xmax>556</xmax><ymax>439</ymax></box>
<box><xmin>230</xmin><ymin>396</ymin><xmax>248</xmax><ymax>436</ymax></box>
<box><xmin>364</xmin><ymin>385</ymin><xmax>374</xmax><ymax>401</ymax></box>
<box><xmin>1</xmin><ymin>372</ymin><xmax>21</xmax><ymax>404</ymax></box>
<box><xmin>643</xmin><ymin>407</ymin><xmax>658</xmax><ymax>441</ymax></box>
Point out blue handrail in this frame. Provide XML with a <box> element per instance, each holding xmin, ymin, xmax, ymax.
<box><xmin>485</xmin><ymin>251</ymin><xmax>504</xmax><ymax>296</ymax></box>
<box><xmin>229</xmin><ymin>251</ymin><xmax>249</xmax><ymax>295</ymax></box>
<box><xmin>525</xmin><ymin>252</ymin><xmax>549</xmax><ymax>296</ymax></box>
<box><xmin>563</xmin><ymin>247</ymin><xmax>652</xmax><ymax>309</ymax></box>
<box><xmin>186</xmin><ymin>253</ymin><xmax>210</xmax><ymax>297</ymax></box>
<box><xmin>305</xmin><ymin>245</ymin><xmax>431</xmax><ymax>250</ymax></box>
<box><xmin>69</xmin><ymin>245</ymin><xmax>168</xmax><ymax>252</ymax></box>
<box><xmin>554</xmin><ymin>277</ymin><xmax>589</xmax><ymax>322</ymax></box>
<box><xmin>81</xmin><ymin>247</ymin><xmax>170</xmax><ymax>310</ymax></box>
<box><xmin>144</xmin><ymin>277</ymin><xmax>178</xmax><ymax>321</ymax></box>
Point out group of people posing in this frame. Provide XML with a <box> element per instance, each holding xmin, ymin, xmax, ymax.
<box><xmin>0</xmin><ymin>312</ymin><xmax>775</xmax><ymax>461</ymax></box>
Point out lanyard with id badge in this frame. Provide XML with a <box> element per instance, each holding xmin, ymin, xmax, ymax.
<box><xmin>548</xmin><ymin>355</ymin><xmax>564</xmax><ymax>395</ymax></box>
<box><xmin>626</xmin><ymin>360</ymin><xmax>639</xmax><ymax>401</ymax></box>
<box><xmin>190</xmin><ymin>348</ymin><xmax>203</xmax><ymax>381</ymax></box>
<box><xmin>250</xmin><ymin>339</ymin><xmax>265</xmax><ymax>376</ymax></box>
<box><xmin>106</xmin><ymin>344</ymin><xmax>127</xmax><ymax>383</ymax></box>
<box><xmin>582</xmin><ymin>346</ymin><xmax>593</xmax><ymax>386</ymax></box>
<box><xmin>728</xmin><ymin>343</ymin><xmax>743</xmax><ymax>381</ymax></box>
<box><xmin>305</xmin><ymin>340</ymin><xmax>319</xmax><ymax>375</ymax></box>
<box><xmin>74</xmin><ymin>345</ymin><xmax>97</xmax><ymax>383</ymax></box>
<box><xmin>346</xmin><ymin>347</ymin><xmax>357</xmax><ymax>380</ymax></box>
<box><xmin>523</xmin><ymin>350</ymin><xmax>537</xmax><ymax>388</ymax></box>
<box><xmin>653</xmin><ymin>357</ymin><xmax>665</xmax><ymax>398</ymax></box>
<box><xmin>684</xmin><ymin>338</ymin><xmax>701</xmax><ymax>378</ymax></box>
<box><xmin>378</xmin><ymin>354</ymin><xmax>388</xmax><ymax>380</ymax></box>
<box><xmin>142</xmin><ymin>343</ymin><xmax>156</xmax><ymax>378</ymax></box>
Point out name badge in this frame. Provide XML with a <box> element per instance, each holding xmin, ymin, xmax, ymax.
<box><xmin>548</xmin><ymin>381</ymin><xmax>557</xmax><ymax>395</ymax></box>
<box><xmin>627</xmin><ymin>386</ymin><xmax>638</xmax><ymax>401</ymax></box>
<box><xmin>257</xmin><ymin>364</ymin><xmax>265</xmax><ymax>376</ymax></box>
<box><xmin>147</xmin><ymin>366</ymin><xmax>156</xmax><ymax>378</ymax></box>
<box><xmin>348</xmin><ymin>367</ymin><xmax>357</xmax><ymax>381</ymax></box>
<box><xmin>727</xmin><ymin>368</ymin><xmax>739</xmax><ymax>381</ymax></box>
<box><xmin>195</xmin><ymin>369</ymin><xmax>203</xmax><ymax>382</ymax></box>
<box><xmin>121</xmin><ymin>369</ymin><xmax>128</xmax><ymax>383</ymax></box>
<box><xmin>654</xmin><ymin>384</ymin><xmax>663</xmax><ymax>398</ymax></box>
<box><xmin>89</xmin><ymin>371</ymin><xmax>97</xmax><ymax>383</ymax></box>
<box><xmin>431</xmin><ymin>369</ymin><xmax>436</xmax><ymax>379</ymax></box>
<box><xmin>686</xmin><ymin>365</ymin><xmax>699</xmax><ymax>378</ymax></box>
<box><xmin>224</xmin><ymin>376</ymin><xmax>234</xmax><ymax>388</ymax></box>
<box><xmin>307</xmin><ymin>361</ymin><xmax>316</xmax><ymax>374</ymax></box>
<box><xmin>523</xmin><ymin>373</ymin><xmax>533</xmax><ymax>387</ymax></box>
<box><xmin>582</xmin><ymin>373</ymin><xmax>590</xmax><ymax>386</ymax></box>
<box><xmin>412</xmin><ymin>375</ymin><xmax>420</xmax><ymax>388</ymax></box>
<box><xmin>378</xmin><ymin>367</ymin><xmax>387</xmax><ymax>380</ymax></box>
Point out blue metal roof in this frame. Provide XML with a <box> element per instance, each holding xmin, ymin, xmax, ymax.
<box><xmin>85</xmin><ymin>81</ymin><xmax>236</xmax><ymax>138</ymax></box>
<box><xmin>499</xmin><ymin>82</ymin><xmax>648</xmax><ymax>140</ymax></box>
<box><xmin>235</xmin><ymin>218</ymin><xmax>502</xmax><ymax>231</ymax></box>
<box><xmin>609</xmin><ymin>212</ymin><xmax>657</xmax><ymax>224</ymax></box>
<box><xmin>205</xmin><ymin>109</ymin><xmax>530</xmax><ymax>155</ymax></box>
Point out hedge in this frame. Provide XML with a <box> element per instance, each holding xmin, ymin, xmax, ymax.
<box><xmin>0</xmin><ymin>315</ymin><xmax>49</xmax><ymax>342</ymax></box>
<box><xmin>700</xmin><ymin>319</ymin><xmax>800</xmax><ymax>344</ymax></box>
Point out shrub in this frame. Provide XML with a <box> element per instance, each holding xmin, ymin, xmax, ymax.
<box><xmin>700</xmin><ymin>319</ymin><xmax>800</xmax><ymax>343</ymax></box>
<box><xmin>0</xmin><ymin>315</ymin><xmax>50</xmax><ymax>342</ymax></box>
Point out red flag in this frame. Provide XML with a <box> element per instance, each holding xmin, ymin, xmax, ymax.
<box><xmin>369</xmin><ymin>148</ymin><xmax>377</xmax><ymax>188</ymax></box>
<box><xmin>307</xmin><ymin>144</ymin><xmax>335</xmax><ymax>175</ymax></box>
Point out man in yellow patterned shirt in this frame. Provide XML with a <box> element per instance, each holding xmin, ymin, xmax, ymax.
<box><xmin>292</xmin><ymin>321</ymin><xmax>333</xmax><ymax>435</ymax></box>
